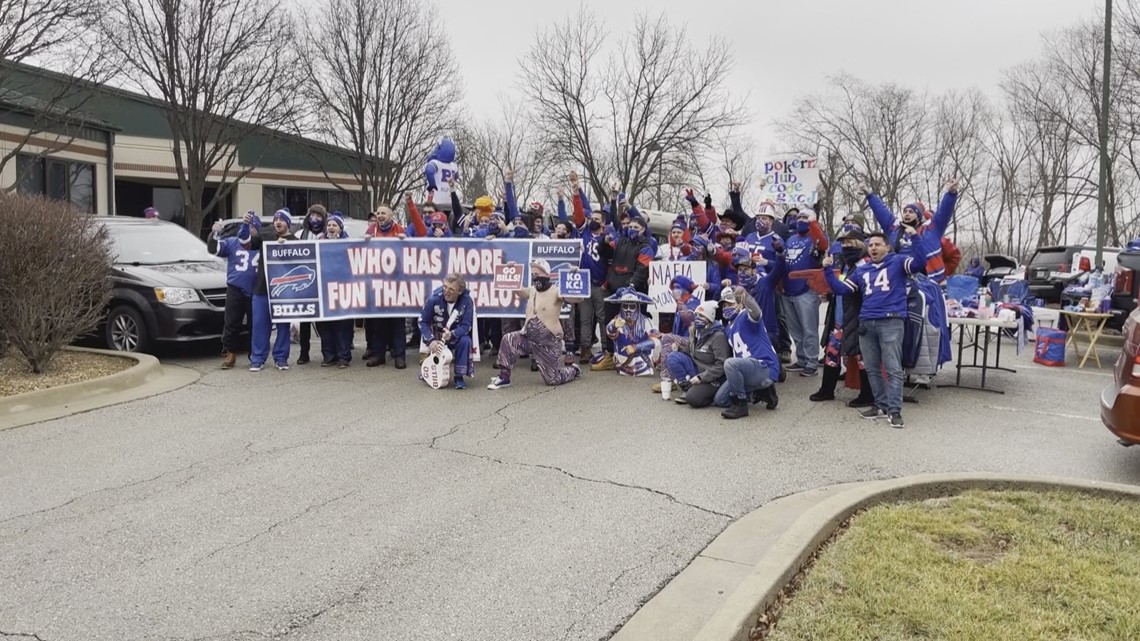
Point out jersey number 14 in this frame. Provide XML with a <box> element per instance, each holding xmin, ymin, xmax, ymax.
<box><xmin>862</xmin><ymin>269</ymin><xmax>890</xmax><ymax>295</ymax></box>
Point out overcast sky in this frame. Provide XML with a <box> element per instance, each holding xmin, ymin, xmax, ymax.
<box><xmin>437</xmin><ymin>0</ymin><xmax>1105</xmax><ymax>153</ymax></box>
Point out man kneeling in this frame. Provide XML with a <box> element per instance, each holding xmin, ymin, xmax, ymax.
<box><xmin>488</xmin><ymin>260</ymin><xmax>585</xmax><ymax>389</ymax></box>
<box><xmin>665</xmin><ymin>301</ymin><xmax>730</xmax><ymax>408</ymax></box>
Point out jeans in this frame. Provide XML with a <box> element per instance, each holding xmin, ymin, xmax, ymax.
<box><xmin>782</xmin><ymin>292</ymin><xmax>820</xmax><ymax>373</ymax></box>
<box><xmin>577</xmin><ymin>284</ymin><xmax>606</xmax><ymax>350</ymax></box>
<box><xmin>666</xmin><ymin>351</ymin><xmax>698</xmax><ymax>382</ymax></box>
<box><xmin>715</xmin><ymin>357</ymin><xmax>774</xmax><ymax>407</ymax></box>
<box><xmin>858</xmin><ymin>317</ymin><xmax>905</xmax><ymax>414</ymax></box>
<box><xmin>251</xmin><ymin>294</ymin><xmax>291</xmax><ymax>366</ymax></box>
<box><xmin>221</xmin><ymin>285</ymin><xmax>252</xmax><ymax>353</ymax></box>
<box><xmin>318</xmin><ymin>319</ymin><xmax>353</xmax><ymax>363</ymax></box>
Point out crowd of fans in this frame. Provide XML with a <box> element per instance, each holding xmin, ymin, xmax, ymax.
<box><xmin>209</xmin><ymin>148</ymin><xmax>964</xmax><ymax>429</ymax></box>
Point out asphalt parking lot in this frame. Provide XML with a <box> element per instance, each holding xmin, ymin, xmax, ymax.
<box><xmin>1</xmin><ymin>334</ymin><xmax>1136</xmax><ymax>641</ymax></box>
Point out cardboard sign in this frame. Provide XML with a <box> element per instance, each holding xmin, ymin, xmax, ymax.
<box><xmin>493</xmin><ymin>263</ymin><xmax>524</xmax><ymax>290</ymax></box>
<box><xmin>558</xmin><ymin>270</ymin><xmax>591</xmax><ymax>298</ymax></box>
<box><xmin>647</xmin><ymin>260</ymin><xmax>707</xmax><ymax>325</ymax></box>
<box><xmin>761</xmin><ymin>158</ymin><xmax>820</xmax><ymax>206</ymax></box>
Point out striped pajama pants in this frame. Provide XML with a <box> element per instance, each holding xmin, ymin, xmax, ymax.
<box><xmin>499</xmin><ymin>318</ymin><xmax>580</xmax><ymax>386</ymax></box>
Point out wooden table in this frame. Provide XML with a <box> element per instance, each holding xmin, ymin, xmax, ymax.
<box><xmin>942</xmin><ymin>316</ymin><xmax>1020</xmax><ymax>394</ymax></box>
<box><xmin>1059</xmin><ymin>310</ymin><xmax>1114</xmax><ymax>369</ymax></box>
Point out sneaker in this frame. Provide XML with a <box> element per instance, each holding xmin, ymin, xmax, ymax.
<box><xmin>570</xmin><ymin>364</ymin><xmax>582</xmax><ymax>379</ymax></box>
<box><xmin>221</xmin><ymin>351</ymin><xmax>236</xmax><ymax>369</ymax></box>
<box><xmin>487</xmin><ymin>376</ymin><xmax>512</xmax><ymax>390</ymax></box>
<box><xmin>275</xmin><ymin>361</ymin><xmax>289</xmax><ymax>371</ymax></box>
<box><xmin>889</xmin><ymin>412</ymin><xmax>905</xmax><ymax>429</ymax></box>
<box><xmin>673</xmin><ymin>393</ymin><xmax>688</xmax><ymax>405</ymax></box>
<box><xmin>785</xmin><ymin>362</ymin><xmax>804</xmax><ymax>372</ymax></box>
<box><xmin>799</xmin><ymin>369</ymin><xmax>818</xmax><ymax>378</ymax></box>
<box><xmin>860</xmin><ymin>407</ymin><xmax>887</xmax><ymax>420</ymax></box>
<box><xmin>591</xmin><ymin>352</ymin><xmax>615</xmax><ymax>371</ymax></box>
<box><xmin>249</xmin><ymin>363</ymin><xmax>264</xmax><ymax>372</ymax></box>
<box><xmin>454</xmin><ymin>377</ymin><xmax>467</xmax><ymax>390</ymax></box>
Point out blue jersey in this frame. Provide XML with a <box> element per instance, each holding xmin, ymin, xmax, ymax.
<box><xmin>215</xmin><ymin>237</ymin><xmax>259</xmax><ymax>296</ymax></box>
<box><xmin>825</xmin><ymin>251</ymin><xmax>926</xmax><ymax>320</ymax></box>
<box><xmin>782</xmin><ymin>231</ymin><xmax>823</xmax><ymax>296</ymax></box>
<box><xmin>725</xmin><ymin>311</ymin><xmax>780</xmax><ymax>382</ymax></box>
<box><xmin>580</xmin><ymin>231</ymin><xmax>607</xmax><ymax>286</ymax></box>
<box><xmin>738</xmin><ymin>231</ymin><xmax>780</xmax><ymax>269</ymax></box>
<box><xmin>672</xmin><ymin>295</ymin><xmax>701</xmax><ymax>337</ymax></box>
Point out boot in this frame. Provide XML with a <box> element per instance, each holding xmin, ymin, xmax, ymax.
<box><xmin>810</xmin><ymin>365</ymin><xmax>840</xmax><ymax>402</ymax></box>
<box><xmin>591</xmin><ymin>352</ymin><xmax>615</xmax><ymax>371</ymax></box>
<box><xmin>652</xmin><ymin>381</ymin><xmax>663</xmax><ymax>394</ymax></box>
<box><xmin>579</xmin><ymin>346</ymin><xmax>592</xmax><ymax>365</ymax></box>
<box><xmin>221</xmin><ymin>351</ymin><xmax>236</xmax><ymax>369</ymax></box>
<box><xmin>847</xmin><ymin>369</ymin><xmax>876</xmax><ymax>408</ymax></box>
<box><xmin>761</xmin><ymin>385</ymin><xmax>779</xmax><ymax>410</ymax></box>
<box><xmin>721</xmin><ymin>398</ymin><xmax>750</xmax><ymax>420</ymax></box>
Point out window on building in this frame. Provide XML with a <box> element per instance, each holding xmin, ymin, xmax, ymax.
<box><xmin>263</xmin><ymin>185</ymin><xmax>365</xmax><ymax>219</ymax></box>
<box><xmin>262</xmin><ymin>187</ymin><xmax>285</xmax><ymax>215</ymax></box>
<box><xmin>16</xmin><ymin>153</ymin><xmax>97</xmax><ymax>213</ymax></box>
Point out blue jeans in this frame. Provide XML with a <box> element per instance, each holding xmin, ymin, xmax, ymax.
<box><xmin>318</xmin><ymin>320</ymin><xmax>353</xmax><ymax>363</ymax></box>
<box><xmin>782</xmin><ymin>292</ymin><xmax>820</xmax><ymax>372</ymax></box>
<box><xmin>715</xmin><ymin>357</ymin><xmax>774</xmax><ymax>407</ymax></box>
<box><xmin>666</xmin><ymin>351</ymin><xmax>698</xmax><ymax>383</ymax></box>
<box><xmin>859</xmin><ymin>317</ymin><xmax>905</xmax><ymax>414</ymax></box>
<box><xmin>252</xmin><ymin>294</ymin><xmax>291</xmax><ymax>366</ymax></box>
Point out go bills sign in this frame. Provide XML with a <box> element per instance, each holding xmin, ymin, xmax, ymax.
<box><xmin>264</xmin><ymin>238</ymin><xmax>582</xmax><ymax>321</ymax></box>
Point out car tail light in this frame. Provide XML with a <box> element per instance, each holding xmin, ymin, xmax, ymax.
<box><xmin>1079</xmin><ymin>256</ymin><xmax>1092</xmax><ymax>272</ymax></box>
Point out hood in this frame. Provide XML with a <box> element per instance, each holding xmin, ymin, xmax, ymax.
<box><xmin>115</xmin><ymin>260</ymin><xmax>227</xmax><ymax>290</ymax></box>
<box><xmin>430</xmin><ymin>138</ymin><xmax>457</xmax><ymax>164</ymax></box>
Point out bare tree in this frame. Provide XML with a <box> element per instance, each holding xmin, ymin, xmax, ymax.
<box><xmin>102</xmin><ymin>0</ymin><xmax>302</xmax><ymax>235</ymax></box>
<box><xmin>519</xmin><ymin>9</ymin><xmax>747</xmax><ymax>204</ymax></box>
<box><xmin>465</xmin><ymin>96</ymin><xmax>559</xmax><ymax>209</ymax></box>
<box><xmin>297</xmin><ymin>0</ymin><xmax>459</xmax><ymax>211</ymax></box>
<box><xmin>0</xmin><ymin>0</ymin><xmax>114</xmax><ymax>180</ymax></box>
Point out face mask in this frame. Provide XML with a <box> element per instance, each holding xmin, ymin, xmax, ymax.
<box><xmin>693</xmin><ymin>316</ymin><xmax>711</xmax><ymax>331</ymax></box>
<box><xmin>902</xmin><ymin>217</ymin><xmax>919</xmax><ymax>228</ymax></box>
<box><xmin>488</xmin><ymin>223</ymin><xmax>502</xmax><ymax>235</ymax></box>
<box><xmin>841</xmin><ymin>247</ymin><xmax>864</xmax><ymax>265</ymax></box>
<box><xmin>626</xmin><ymin>228</ymin><xmax>643</xmax><ymax>239</ymax></box>
<box><xmin>722</xmin><ymin>306</ymin><xmax>738</xmax><ymax>321</ymax></box>
<box><xmin>739</xmin><ymin>272</ymin><xmax>758</xmax><ymax>288</ymax></box>
<box><xmin>534</xmin><ymin>276</ymin><xmax>552</xmax><ymax>292</ymax></box>
<box><xmin>756</xmin><ymin>221</ymin><xmax>770</xmax><ymax>236</ymax></box>
<box><xmin>588</xmin><ymin>220</ymin><xmax>602</xmax><ymax>232</ymax></box>
<box><xmin>796</xmin><ymin>221</ymin><xmax>810</xmax><ymax>234</ymax></box>
<box><xmin>672</xmin><ymin>287</ymin><xmax>685</xmax><ymax>301</ymax></box>
<box><xmin>308</xmin><ymin>216</ymin><xmax>322</xmax><ymax>230</ymax></box>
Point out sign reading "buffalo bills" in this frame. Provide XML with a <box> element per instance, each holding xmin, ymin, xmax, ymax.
<box><xmin>264</xmin><ymin>238</ymin><xmax>582</xmax><ymax>321</ymax></box>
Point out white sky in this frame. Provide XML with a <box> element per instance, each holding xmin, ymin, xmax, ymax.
<box><xmin>438</xmin><ymin>0</ymin><xmax>1106</xmax><ymax>153</ymax></box>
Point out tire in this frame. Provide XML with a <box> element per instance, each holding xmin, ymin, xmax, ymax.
<box><xmin>105</xmin><ymin>305</ymin><xmax>150</xmax><ymax>353</ymax></box>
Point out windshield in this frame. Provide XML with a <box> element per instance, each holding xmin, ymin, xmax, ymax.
<box><xmin>107</xmin><ymin>223</ymin><xmax>218</xmax><ymax>264</ymax></box>
<box><xmin>1029</xmin><ymin>249</ymin><xmax>1069</xmax><ymax>267</ymax></box>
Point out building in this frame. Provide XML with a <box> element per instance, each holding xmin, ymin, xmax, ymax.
<box><xmin>0</xmin><ymin>61</ymin><xmax>369</xmax><ymax>233</ymax></box>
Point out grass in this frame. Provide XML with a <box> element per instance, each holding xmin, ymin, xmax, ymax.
<box><xmin>0</xmin><ymin>350</ymin><xmax>132</xmax><ymax>397</ymax></box>
<box><xmin>764</xmin><ymin>490</ymin><xmax>1140</xmax><ymax>641</ymax></box>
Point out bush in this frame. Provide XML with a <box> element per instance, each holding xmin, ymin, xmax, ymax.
<box><xmin>0</xmin><ymin>192</ymin><xmax>113</xmax><ymax>373</ymax></box>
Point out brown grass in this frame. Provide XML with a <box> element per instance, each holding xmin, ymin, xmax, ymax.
<box><xmin>0</xmin><ymin>350</ymin><xmax>132</xmax><ymax>397</ymax></box>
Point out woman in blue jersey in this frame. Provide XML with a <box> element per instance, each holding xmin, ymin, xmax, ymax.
<box><xmin>717</xmin><ymin>285</ymin><xmax>781</xmax><ymax>420</ymax></box>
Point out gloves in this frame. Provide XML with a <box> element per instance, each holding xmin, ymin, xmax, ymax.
<box><xmin>773</xmin><ymin>238</ymin><xmax>785</xmax><ymax>254</ymax></box>
<box><xmin>704</xmin><ymin>194</ymin><xmax>713</xmax><ymax>210</ymax></box>
<box><xmin>685</xmin><ymin>189</ymin><xmax>698</xmax><ymax>205</ymax></box>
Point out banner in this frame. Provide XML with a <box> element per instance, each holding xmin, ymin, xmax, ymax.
<box><xmin>761</xmin><ymin>158</ymin><xmax>820</xmax><ymax>206</ymax></box>
<box><xmin>264</xmin><ymin>238</ymin><xmax>582</xmax><ymax>321</ymax></box>
<box><xmin>647</xmin><ymin>260</ymin><xmax>708</xmax><ymax>325</ymax></box>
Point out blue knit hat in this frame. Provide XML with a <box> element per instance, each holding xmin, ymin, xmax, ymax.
<box><xmin>273</xmin><ymin>209</ymin><xmax>292</xmax><ymax>226</ymax></box>
<box><xmin>327</xmin><ymin>213</ymin><xmax>345</xmax><ymax>232</ymax></box>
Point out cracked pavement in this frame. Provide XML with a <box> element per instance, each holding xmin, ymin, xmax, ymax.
<box><xmin>1</xmin><ymin>341</ymin><xmax>1138</xmax><ymax>640</ymax></box>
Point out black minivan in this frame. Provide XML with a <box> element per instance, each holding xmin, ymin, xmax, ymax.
<box><xmin>98</xmin><ymin>217</ymin><xmax>229</xmax><ymax>353</ymax></box>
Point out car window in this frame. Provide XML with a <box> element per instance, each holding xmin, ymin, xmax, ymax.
<box><xmin>1029</xmin><ymin>249</ymin><xmax>1069</xmax><ymax>268</ymax></box>
<box><xmin>108</xmin><ymin>223</ymin><xmax>218</xmax><ymax>264</ymax></box>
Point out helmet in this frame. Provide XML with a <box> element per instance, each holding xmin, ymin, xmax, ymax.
<box><xmin>429</xmin><ymin>212</ymin><xmax>448</xmax><ymax>227</ymax></box>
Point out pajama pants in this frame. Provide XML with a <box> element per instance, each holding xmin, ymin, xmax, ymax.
<box><xmin>499</xmin><ymin>318</ymin><xmax>579</xmax><ymax>386</ymax></box>
<box><xmin>657</xmin><ymin>334</ymin><xmax>685</xmax><ymax>381</ymax></box>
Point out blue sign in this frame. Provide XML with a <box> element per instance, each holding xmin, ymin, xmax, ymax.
<box><xmin>264</xmin><ymin>238</ymin><xmax>582</xmax><ymax>321</ymax></box>
<box><xmin>558</xmin><ymin>270</ymin><xmax>591</xmax><ymax>298</ymax></box>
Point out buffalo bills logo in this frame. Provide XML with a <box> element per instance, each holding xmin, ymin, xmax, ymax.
<box><xmin>269</xmin><ymin>266</ymin><xmax>316</xmax><ymax>297</ymax></box>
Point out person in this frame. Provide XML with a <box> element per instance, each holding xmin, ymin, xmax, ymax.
<box><xmin>781</xmin><ymin>208</ymin><xmax>829</xmax><ymax>377</ymax></box>
<box><xmin>293</xmin><ymin>205</ymin><xmax>327</xmax><ymax>364</ymax></box>
<box><xmin>822</xmin><ymin>229</ymin><xmax>928</xmax><ymax>429</ymax></box>
<box><xmin>570</xmin><ymin>172</ymin><xmax>610</xmax><ymax>364</ymax></box>
<box><xmin>658</xmin><ymin>218</ymin><xmax>692</xmax><ymax>260</ymax></box>
<box><xmin>211</xmin><ymin>215</ymin><xmax>260</xmax><ymax>369</ymax></box>
<box><xmin>727</xmin><ymin>244</ymin><xmax>787</xmax><ymax>373</ymax></box>
<box><xmin>810</xmin><ymin>226</ymin><xmax>876</xmax><ymax>407</ymax></box>
<box><xmin>717</xmin><ymin>285</ymin><xmax>780</xmax><ymax>420</ymax></box>
<box><xmin>593</xmin><ymin>213</ymin><xmax>654</xmax><ymax>371</ymax></box>
<box><xmin>964</xmin><ymin>256</ymin><xmax>985</xmax><ymax>280</ymax></box>
<box><xmin>419</xmin><ymin>272</ymin><xmax>475</xmax><ymax>389</ymax></box>
<box><xmin>601</xmin><ymin>287</ymin><xmax>660</xmax><ymax>376</ymax></box>
<box><xmin>243</xmin><ymin>209</ymin><xmax>297</xmax><ymax>371</ymax></box>
<box><xmin>488</xmin><ymin>260</ymin><xmax>585</xmax><ymax>389</ymax></box>
<box><xmin>864</xmin><ymin>178</ymin><xmax>960</xmax><ymax>284</ymax></box>
<box><xmin>314</xmin><ymin>214</ymin><xmax>353</xmax><ymax>368</ymax></box>
<box><xmin>665</xmin><ymin>301</ymin><xmax>730</xmax><ymax>408</ymax></box>
<box><xmin>653</xmin><ymin>275</ymin><xmax>702</xmax><ymax>394</ymax></box>
<box><xmin>424</xmin><ymin>137</ymin><xmax>460</xmax><ymax>205</ymax></box>
<box><xmin>364</xmin><ymin>206</ymin><xmax>409</xmax><ymax>369</ymax></box>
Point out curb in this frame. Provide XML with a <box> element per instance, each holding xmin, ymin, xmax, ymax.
<box><xmin>0</xmin><ymin>347</ymin><xmax>199</xmax><ymax>430</ymax></box>
<box><xmin>615</xmin><ymin>474</ymin><xmax>1140</xmax><ymax>641</ymax></box>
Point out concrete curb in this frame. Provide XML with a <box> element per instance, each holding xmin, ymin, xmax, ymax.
<box><xmin>0</xmin><ymin>347</ymin><xmax>199</xmax><ymax>431</ymax></box>
<box><xmin>614</xmin><ymin>474</ymin><xmax>1140</xmax><ymax>641</ymax></box>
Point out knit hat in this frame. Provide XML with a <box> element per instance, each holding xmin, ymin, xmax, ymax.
<box><xmin>429</xmin><ymin>212</ymin><xmax>448</xmax><ymax>227</ymax></box>
<box><xmin>671</xmin><ymin>216</ymin><xmax>687</xmax><ymax>232</ymax></box>
<box><xmin>844</xmin><ymin>212</ymin><xmax>866</xmax><ymax>229</ymax></box>
<box><xmin>670</xmin><ymin>275</ymin><xmax>697</xmax><ymax>293</ymax></box>
<box><xmin>327</xmin><ymin>213</ymin><xmax>345</xmax><ymax>231</ymax></box>
<box><xmin>530</xmin><ymin>259</ymin><xmax>551</xmax><ymax>276</ymax></box>
<box><xmin>719</xmin><ymin>287</ymin><xmax>737</xmax><ymax>305</ymax></box>
<box><xmin>903</xmin><ymin>203</ymin><xmax>923</xmax><ymax>216</ymax></box>
<box><xmin>627</xmin><ymin>213</ymin><xmax>646</xmax><ymax>228</ymax></box>
<box><xmin>474</xmin><ymin>196</ymin><xmax>494</xmax><ymax>211</ymax></box>
<box><xmin>273</xmin><ymin>209</ymin><xmax>292</xmax><ymax>226</ymax></box>
<box><xmin>696</xmin><ymin>301</ymin><xmax>718</xmax><ymax>323</ymax></box>
<box><xmin>144</xmin><ymin>207</ymin><xmax>158</xmax><ymax>219</ymax></box>
<box><xmin>838</xmin><ymin>224</ymin><xmax>866</xmax><ymax>242</ymax></box>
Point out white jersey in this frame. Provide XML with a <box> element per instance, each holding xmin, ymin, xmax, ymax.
<box><xmin>428</xmin><ymin>160</ymin><xmax>460</xmax><ymax>203</ymax></box>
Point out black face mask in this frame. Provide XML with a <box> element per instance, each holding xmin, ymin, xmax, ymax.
<box><xmin>534</xmin><ymin>276</ymin><xmax>552</xmax><ymax>292</ymax></box>
<box><xmin>588</xmin><ymin>220</ymin><xmax>602</xmax><ymax>232</ymax></box>
<box><xmin>841</xmin><ymin>247</ymin><xmax>864</xmax><ymax>265</ymax></box>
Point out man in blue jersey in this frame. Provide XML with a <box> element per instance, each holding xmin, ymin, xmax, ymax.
<box><xmin>211</xmin><ymin>217</ymin><xmax>260</xmax><ymax>369</ymax></box>
<box><xmin>822</xmin><ymin>229</ymin><xmax>927</xmax><ymax>428</ymax></box>
<box><xmin>717</xmin><ymin>286</ymin><xmax>781</xmax><ymax>420</ymax></box>
<box><xmin>241</xmin><ymin>209</ymin><xmax>298</xmax><ymax>372</ymax></box>
<box><xmin>572</xmin><ymin>172</ymin><xmax>610</xmax><ymax>364</ymax></box>
<box><xmin>781</xmin><ymin>208</ymin><xmax>830</xmax><ymax>377</ymax></box>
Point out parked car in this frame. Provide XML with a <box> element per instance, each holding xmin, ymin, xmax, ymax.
<box><xmin>99</xmin><ymin>218</ymin><xmax>229</xmax><ymax>353</ymax></box>
<box><xmin>1101</xmin><ymin>305</ymin><xmax>1140</xmax><ymax>446</ymax></box>
<box><xmin>1111</xmin><ymin>248</ymin><xmax>1140</xmax><ymax>329</ymax></box>
<box><xmin>1026</xmin><ymin>245</ymin><xmax>1120</xmax><ymax>304</ymax></box>
<box><xmin>980</xmin><ymin>254</ymin><xmax>1022</xmax><ymax>288</ymax></box>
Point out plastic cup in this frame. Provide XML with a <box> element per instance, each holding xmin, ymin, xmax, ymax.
<box><xmin>661</xmin><ymin>380</ymin><xmax>672</xmax><ymax>400</ymax></box>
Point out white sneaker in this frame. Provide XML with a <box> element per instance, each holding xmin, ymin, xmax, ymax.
<box><xmin>249</xmin><ymin>363</ymin><xmax>264</xmax><ymax>372</ymax></box>
<box><xmin>486</xmin><ymin>377</ymin><xmax>512</xmax><ymax>390</ymax></box>
<box><xmin>275</xmin><ymin>362</ymin><xmax>289</xmax><ymax>371</ymax></box>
